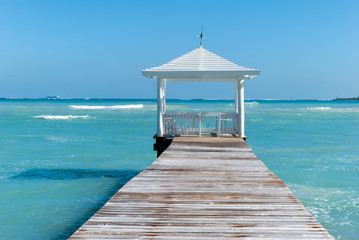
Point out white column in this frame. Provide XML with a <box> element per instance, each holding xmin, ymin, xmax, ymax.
<box><xmin>238</xmin><ymin>78</ymin><xmax>245</xmax><ymax>138</ymax></box>
<box><xmin>163</xmin><ymin>79</ymin><xmax>166</xmax><ymax>113</ymax></box>
<box><xmin>157</xmin><ymin>78</ymin><xmax>165</xmax><ymax>137</ymax></box>
<box><xmin>235</xmin><ymin>80</ymin><xmax>239</xmax><ymax>114</ymax></box>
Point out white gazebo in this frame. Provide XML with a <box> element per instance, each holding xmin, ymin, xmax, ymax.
<box><xmin>142</xmin><ymin>46</ymin><xmax>260</xmax><ymax>138</ymax></box>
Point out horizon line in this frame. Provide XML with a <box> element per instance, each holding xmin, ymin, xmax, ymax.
<box><xmin>0</xmin><ymin>97</ymin><xmax>345</xmax><ymax>101</ymax></box>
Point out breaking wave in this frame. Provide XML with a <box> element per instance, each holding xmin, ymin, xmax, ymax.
<box><xmin>246</xmin><ymin>101</ymin><xmax>259</xmax><ymax>106</ymax></box>
<box><xmin>305</xmin><ymin>107</ymin><xmax>359</xmax><ymax>113</ymax></box>
<box><xmin>34</xmin><ymin>115</ymin><xmax>90</xmax><ymax>120</ymax></box>
<box><xmin>69</xmin><ymin>104</ymin><xmax>144</xmax><ymax>110</ymax></box>
<box><xmin>307</xmin><ymin>107</ymin><xmax>331</xmax><ymax>110</ymax></box>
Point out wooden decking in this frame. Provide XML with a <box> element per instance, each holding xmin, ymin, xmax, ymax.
<box><xmin>70</xmin><ymin>136</ymin><xmax>333</xmax><ymax>239</ymax></box>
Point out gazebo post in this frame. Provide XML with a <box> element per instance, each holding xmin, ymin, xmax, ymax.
<box><xmin>235</xmin><ymin>80</ymin><xmax>239</xmax><ymax>114</ymax></box>
<box><xmin>163</xmin><ymin>79</ymin><xmax>166</xmax><ymax>113</ymax></box>
<box><xmin>157</xmin><ymin>78</ymin><xmax>166</xmax><ymax>137</ymax></box>
<box><xmin>235</xmin><ymin>78</ymin><xmax>245</xmax><ymax>138</ymax></box>
<box><xmin>239</xmin><ymin>78</ymin><xmax>245</xmax><ymax>138</ymax></box>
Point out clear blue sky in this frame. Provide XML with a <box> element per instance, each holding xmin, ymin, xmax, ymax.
<box><xmin>0</xmin><ymin>0</ymin><xmax>358</xmax><ymax>99</ymax></box>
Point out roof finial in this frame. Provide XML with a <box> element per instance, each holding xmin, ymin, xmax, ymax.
<box><xmin>198</xmin><ymin>25</ymin><xmax>205</xmax><ymax>49</ymax></box>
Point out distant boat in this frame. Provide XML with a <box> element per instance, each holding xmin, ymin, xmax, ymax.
<box><xmin>46</xmin><ymin>96</ymin><xmax>60</xmax><ymax>100</ymax></box>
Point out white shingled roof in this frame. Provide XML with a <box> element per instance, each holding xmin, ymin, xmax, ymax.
<box><xmin>142</xmin><ymin>47</ymin><xmax>260</xmax><ymax>82</ymax></box>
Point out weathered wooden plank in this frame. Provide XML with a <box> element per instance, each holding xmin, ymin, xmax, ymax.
<box><xmin>69</xmin><ymin>136</ymin><xmax>333</xmax><ymax>239</ymax></box>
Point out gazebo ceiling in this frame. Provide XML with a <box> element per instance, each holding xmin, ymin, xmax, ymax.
<box><xmin>142</xmin><ymin>47</ymin><xmax>260</xmax><ymax>82</ymax></box>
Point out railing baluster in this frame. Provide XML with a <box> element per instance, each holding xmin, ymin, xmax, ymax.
<box><xmin>163</xmin><ymin>112</ymin><xmax>237</xmax><ymax>136</ymax></box>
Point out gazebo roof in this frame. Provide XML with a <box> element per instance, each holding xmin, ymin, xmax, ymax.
<box><xmin>142</xmin><ymin>47</ymin><xmax>260</xmax><ymax>82</ymax></box>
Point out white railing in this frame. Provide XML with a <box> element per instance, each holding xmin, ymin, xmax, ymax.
<box><xmin>164</xmin><ymin>113</ymin><xmax>201</xmax><ymax>136</ymax></box>
<box><xmin>163</xmin><ymin>112</ymin><xmax>239</xmax><ymax>136</ymax></box>
<box><xmin>216</xmin><ymin>112</ymin><xmax>239</xmax><ymax>135</ymax></box>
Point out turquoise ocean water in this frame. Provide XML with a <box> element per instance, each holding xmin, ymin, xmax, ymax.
<box><xmin>0</xmin><ymin>99</ymin><xmax>358</xmax><ymax>239</ymax></box>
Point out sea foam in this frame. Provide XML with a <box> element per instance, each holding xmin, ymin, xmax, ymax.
<box><xmin>246</xmin><ymin>101</ymin><xmax>259</xmax><ymax>106</ymax></box>
<box><xmin>306</xmin><ymin>107</ymin><xmax>359</xmax><ymax>113</ymax></box>
<box><xmin>306</xmin><ymin>107</ymin><xmax>331</xmax><ymax>110</ymax></box>
<box><xmin>69</xmin><ymin>104</ymin><xmax>144</xmax><ymax>110</ymax></box>
<box><xmin>34</xmin><ymin>115</ymin><xmax>90</xmax><ymax>120</ymax></box>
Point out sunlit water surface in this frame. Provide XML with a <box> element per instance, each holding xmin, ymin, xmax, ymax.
<box><xmin>0</xmin><ymin>99</ymin><xmax>357</xmax><ymax>239</ymax></box>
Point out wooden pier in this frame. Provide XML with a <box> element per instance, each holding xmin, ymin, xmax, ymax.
<box><xmin>70</xmin><ymin>135</ymin><xmax>333</xmax><ymax>239</ymax></box>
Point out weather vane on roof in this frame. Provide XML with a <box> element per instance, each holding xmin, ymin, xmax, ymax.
<box><xmin>197</xmin><ymin>25</ymin><xmax>205</xmax><ymax>48</ymax></box>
